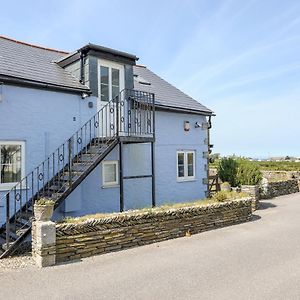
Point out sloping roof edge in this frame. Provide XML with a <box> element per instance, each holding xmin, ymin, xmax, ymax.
<box><xmin>0</xmin><ymin>35</ymin><xmax>69</xmax><ymax>54</ymax></box>
<box><xmin>155</xmin><ymin>104</ymin><xmax>215</xmax><ymax>116</ymax></box>
<box><xmin>0</xmin><ymin>74</ymin><xmax>90</xmax><ymax>94</ymax></box>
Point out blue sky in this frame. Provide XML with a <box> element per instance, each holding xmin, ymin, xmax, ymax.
<box><xmin>1</xmin><ymin>0</ymin><xmax>300</xmax><ymax>158</ymax></box>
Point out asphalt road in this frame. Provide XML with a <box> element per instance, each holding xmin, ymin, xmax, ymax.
<box><xmin>1</xmin><ymin>192</ymin><xmax>300</xmax><ymax>300</ymax></box>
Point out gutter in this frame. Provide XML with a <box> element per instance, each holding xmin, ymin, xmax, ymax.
<box><xmin>0</xmin><ymin>75</ymin><xmax>91</xmax><ymax>95</ymax></box>
<box><xmin>155</xmin><ymin>104</ymin><xmax>215</xmax><ymax>116</ymax></box>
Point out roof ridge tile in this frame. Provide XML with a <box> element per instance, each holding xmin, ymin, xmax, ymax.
<box><xmin>0</xmin><ymin>35</ymin><xmax>69</xmax><ymax>54</ymax></box>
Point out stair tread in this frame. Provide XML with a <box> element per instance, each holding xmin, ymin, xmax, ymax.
<box><xmin>0</xmin><ymin>135</ymin><xmax>117</xmax><ymax>258</ymax></box>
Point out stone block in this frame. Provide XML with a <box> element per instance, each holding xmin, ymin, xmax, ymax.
<box><xmin>35</xmin><ymin>221</ymin><xmax>56</xmax><ymax>246</ymax></box>
<box><xmin>35</xmin><ymin>254</ymin><xmax>56</xmax><ymax>268</ymax></box>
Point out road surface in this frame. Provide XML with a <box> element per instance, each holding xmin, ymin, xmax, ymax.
<box><xmin>1</xmin><ymin>192</ymin><xmax>300</xmax><ymax>300</ymax></box>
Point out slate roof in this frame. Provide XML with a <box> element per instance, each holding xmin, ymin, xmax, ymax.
<box><xmin>0</xmin><ymin>36</ymin><xmax>213</xmax><ymax>114</ymax></box>
<box><xmin>0</xmin><ymin>36</ymin><xmax>89</xmax><ymax>92</ymax></box>
<box><xmin>133</xmin><ymin>65</ymin><xmax>213</xmax><ymax>115</ymax></box>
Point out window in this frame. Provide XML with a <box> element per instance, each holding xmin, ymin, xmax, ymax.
<box><xmin>100</xmin><ymin>65</ymin><xmax>120</xmax><ymax>102</ymax></box>
<box><xmin>177</xmin><ymin>151</ymin><xmax>195</xmax><ymax>181</ymax></box>
<box><xmin>102</xmin><ymin>161</ymin><xmax>119</xmax><ymax>187</ymax></box>
<box><xmin>0</xmin><ymin>141</ymin><xmax>25</xmax><ymax>188</ymax></box>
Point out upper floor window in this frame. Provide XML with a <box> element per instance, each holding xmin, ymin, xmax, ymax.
<box><xmin>177</xmin><ymin>151</ymin><xmax>195</xmax><ymax>181</ymax></box>
<box><xmin>0</xmin><ymin>141</ymin><xmax>25</xmax><ymax>189</ymax></box>
<box><xmin>99</xmin><ymin>61</ymin><xmax>123</xmax><ymax>102</ymax></box>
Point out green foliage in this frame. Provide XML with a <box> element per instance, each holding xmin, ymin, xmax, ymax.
<box><xmin>256</xmin><ymin>161</ymin><xmax>300</xmax><ymax>171</ymax></box>
<box><xmin>211</xmin><ymin>156</ymin><xmax>300</xmax><ymax>172</ymax></box>
<box><xmin>236</xmin><ymin>159</ymin><xmax>263</xmax><ymax>185</ymax></box>
<box><xmin>212</xmin><ymin>190</ymin><xmax>248</xmax><ymax>202</ymax></box>
<box><xmin>35</xmin><ymin>198</ymin><xmax>55</xmax><ymax>206</ymax></box>
<box><xmin>217</xmin><ymin>157</ymin><xmax>239</xmax><ymax>187</ymax></box>
<box><xmin>217</xmin><ymin>157</ymin><xmax>263</xmax><ymax>187</ymax></box>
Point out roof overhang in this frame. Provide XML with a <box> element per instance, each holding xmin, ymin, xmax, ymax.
<box><xmin>155</xmin><ymin>104</ymin><xmax>215</xmax><ymax>116</ymax></box>
<box><xmin>0</xmin><ymin>75</ymin><xmax>91</xmax><ymax>95</ymax></box>
<box><xmin>58</xmin><ymin>43</ymin><xmax>138</xmax><ymax>67</ymax></box>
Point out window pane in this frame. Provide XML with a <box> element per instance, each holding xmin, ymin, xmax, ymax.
<box><xmin>177</xmin><ymin>153</ymin><xmax>184</xmax><ymax>177</ymax></box>
<box><xmin>112</xmin><ymin>86</ymin><xmax>119</xmax><ymax>99</ymax></box>
<box><xmin>188</xmin><ymin>165</ymin><xmax>194</xmax><ymax>177</ymax></box>
<box><xmin>100</xmin><ymin>66</ymin><xmax>109</xmax><ymax>84</ymax></box>
<box><xmin>178</xmin><ymin>153</ymin><xmax>184</xmax><ymax>165</ymax></box>
<box><xmin>1</xmin><ymin>145</ymin><xmax>22</xmax><ymax>183</ymax></box>
<box><xmin>112</xmin><ymin>68</ymin><xmax>119</xmax><ymax>86</ymax></box>
<box><xmin>104</xmin><ymin>163</ymin><xmax>117</xmax><ymax>184</ymax></box>
<box><xmin>178</xmin><ymin>165</ymin><xmax>184</xmax><ymax>177</ymax></box>
<box><xmin>187</xmin><ymin>153</ymin><xmax>193</xmax><ymax>165</ymax></box>
<box><xmin>187</xmin><ymin>153</ymin><xmax>194</xmax><ymax>177</ymax></box>
<box><xmin>101</xmin><ymin>84</ymin><xmax>109</xmax><ymax>102</ymax></box>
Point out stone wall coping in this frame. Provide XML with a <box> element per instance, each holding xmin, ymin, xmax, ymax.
<box><xmin>56</xmin><ymin>198</ymin><xmax>252</xmax><ymax>235</ymax></box>
<box><xmin>268</xmin><ymin>179</ymin><xmax>298</xmax><ymax>184</ymax></box>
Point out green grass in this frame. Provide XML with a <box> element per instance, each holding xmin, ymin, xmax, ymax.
<box><xmin>60</xmin><ymin>191</ymin><xmax>249</xmax><ymax>224</ymax></box>
<box><xmin>211</xmin><ymin>159</ymin><xmax>300</xmax><ymax>172</ymax></box>
<box><xmin>255</xmin><ymin>161</ymin><xmax>300</xmax><ymax>171</ymax></box>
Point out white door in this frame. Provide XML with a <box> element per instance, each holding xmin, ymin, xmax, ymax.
<box><xmin>98</xmin><ymin>59</ymin><xmax>125</xmax><ymax>137</ymax></box>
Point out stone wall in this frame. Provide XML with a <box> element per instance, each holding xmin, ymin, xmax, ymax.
<box><xmin>262</xmin><ymin>170</ymin><xmax>300</xmax><ymax>182</ymax></box>
<box><xmin>240</xmin><ymin>185</ymin><xmax>260</xmax><ymax>211</ymax></box>
<box><xmin>55</xmin><ymin>199</ymin><xmax>252</xmax><ymax>263</ymax></box>
<box><xmin>263</xmin><ymin>180</ymin><xmax>299</xmax><ymax>198</ymax></box>
<box><xmin>32</xmin><ymin>221</ymin><xmax>56</xmax><ymax>267</ymax></box>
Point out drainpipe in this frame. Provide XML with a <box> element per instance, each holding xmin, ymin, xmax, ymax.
<box><xmin>79</xmin><ymin>52</ymin><xmax>85</xmax><ymax>84</ymax></box>
<box><xmin>207</xmin><ymin>115</ymin><xmax>213</xmax><ymax>197</ymax></box>
<box><xmin>0</xmin><ymin>82</ymin><xmax>3</xmax><ymax>102</ymax></box>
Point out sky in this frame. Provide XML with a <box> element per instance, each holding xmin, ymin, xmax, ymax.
<box><xmin>1</xmin><ymin>0</ymin><xmax>300</xmax><ymax>158</ymax></box>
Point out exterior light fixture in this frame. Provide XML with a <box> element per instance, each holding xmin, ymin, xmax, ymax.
<box><xmin>81</xmin><ymin>92</ymin><xmax>89</xmax><ymax>99</ymax></box>
<box><xmin>195</xmin><ymin>122</ymin><xmax>201</xmax><ymax>128</ymax></box>
<box><xmin>184</xmin><ymin>121</ymin><xmax>190</xmax><ymax>131</ymax></box>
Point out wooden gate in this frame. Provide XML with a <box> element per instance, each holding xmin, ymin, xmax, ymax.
<box><xmin>208</xmin><ymin>175</ymin><xmax>220</xmax><ymax>196</ymax></box>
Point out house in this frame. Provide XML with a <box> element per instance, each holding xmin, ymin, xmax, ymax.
<box><xmin>0</xmin><ymin>36</ymin><xmax>214</xmax><ymax>257</ymax></box>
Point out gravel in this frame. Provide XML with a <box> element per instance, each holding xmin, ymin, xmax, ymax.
<box><xmin>0</xmin><ymin>254</ymin><xmax>34</xmax><ymax>271</ymax></box>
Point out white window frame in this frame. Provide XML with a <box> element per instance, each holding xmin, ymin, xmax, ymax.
<box><xmin>176</xmin><ymin>150</ymin><xmax>196</xmax><ymax>182</ymax></box>
<box><xmin>102</xmin><ymin>160</ymin><xmax>119</xmax><ymax>187</ymax></box>
<box><xmin>97</xmin><ymin>59</ymin><xmax>125</xmax><ymax>104</ymax></box>
<box><xmin>0</xmin><ymin>141</ymin><xmax>25</xmax><ymax>190</ymax></box>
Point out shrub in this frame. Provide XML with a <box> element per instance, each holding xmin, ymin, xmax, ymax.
<box><xmin>236</xmin><ymin>159</ymin><xmax>262</xmax><ymax>185</ymax></box>
<box><xmin>212</xmin><ymin>190</ymin><xmax>248</xmax><ymax>202</ymax></box>
<box><xmin>35</xmin><ymin>198</ymin><xmax>55</xmax><ymax>206</ymax></box>
<box><xmin>217</xmin><ymin>157</ymin><xmax>238</xmax><ymax>187</ymax></box>
<box><xmin>212</xmin><ymin>190</ymin><xmax>228</xmax><ymax>202</ymax></box>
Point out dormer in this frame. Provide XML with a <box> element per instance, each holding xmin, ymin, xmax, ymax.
<box><xmin>57</xmin><ymin>43</ymin><xmax>138</xmax><ymax>104</ymax></box>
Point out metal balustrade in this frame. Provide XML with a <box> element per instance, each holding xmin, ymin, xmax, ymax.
<box><xmin>0</xmin><ymin>88</ymin><xmax>155</xmax><ymax>258</ymax></box>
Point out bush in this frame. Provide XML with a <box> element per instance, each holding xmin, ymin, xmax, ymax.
<box><xmin>217</xmin><ymin>157</ymin><xmax>238</xmax><ymax>187</ymax></box>
<box><xmin>212</xmin><ymin>190</ymin><xmax>249</xmax><ymax>202</ymax></box>
<box><xmin>212</xmin><ymin>190</ymin><xmax>229</xmax><ymax>202</ymax></box>
<box><xmin>236</xmin><ymin>159</ymin><xmax>262</xmax><ymax>185</ymax></box>
<box><xmin>35</xmin><ymin>198</ymin><xmax>55</xmax><ymax>206</ymax></box>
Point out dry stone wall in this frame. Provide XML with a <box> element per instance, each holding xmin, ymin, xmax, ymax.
<box><xmin>264</xmin><ymin>180</ymin><xmax>299</xmax><ymax>198</ymax></box>
<box><xmin>55</xmin><ymin>199</ymin><xmax>252</xmax><ymax>263</ymax></box>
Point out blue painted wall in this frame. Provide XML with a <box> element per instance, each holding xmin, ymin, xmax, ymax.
<box><xmin>55</xmin><ymin>110</ymin><xmax>208</xmax><ymax>219</ymax></box>
<box><xmin>0</xmin><ymin>84</ymin><xmax>97</xmax><ymax>221</ymax></box>
<box><xmin>0</xmin><ymin>84</ymin><xmax>208</xmax><ymax>223</ymax></box>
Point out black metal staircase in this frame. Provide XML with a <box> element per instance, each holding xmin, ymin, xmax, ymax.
<box><xmin>0</xmin><ymin>89</ymin><xmax>155</xmax><ymax>258</ymax></box>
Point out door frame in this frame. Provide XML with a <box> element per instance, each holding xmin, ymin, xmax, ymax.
<box><xmin>97</xmin><ymin>58</ymin><xmax>125</xmax><ymax>112</ymax></box>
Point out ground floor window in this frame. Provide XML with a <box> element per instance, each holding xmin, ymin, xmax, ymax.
<box><xmin>177</xmin><ymin>150</ymin><xmax>195</xmax><ymax>181</ymax></box>
<box><xmin>102</xmin><ymin>161</ymin><xmax>119</xmax><ymax>187</ymax></box>
<box><xmin>0</xmin><ymin>141</ymin><xmax>25</xmax><ymax>189</ymax></box>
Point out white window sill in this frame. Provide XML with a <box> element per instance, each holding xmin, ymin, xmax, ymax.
<box><xmin>0</xmin><ymin>184</ymin><xmax>29</xmax><ymax>192</ymax></box>
<box><xmin>177</xmin><ymin>178</ymin><xmax>197</xmax><ymax>183</ymax></box>
<box><xmin>102</xmin><ymin>184</ymin><xmax>119</xmax><ymax>189</ymax></box>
